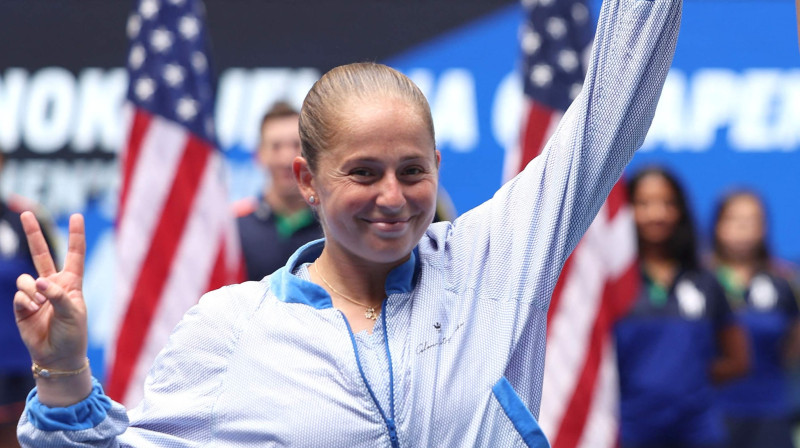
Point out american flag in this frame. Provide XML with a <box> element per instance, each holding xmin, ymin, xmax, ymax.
<box><xmin>107</xmin><ymin>0</ymin><xmax>244</xmax><ymax>407</ymax></box>
<box><xmin>509</xmin><ymin>0</ymin><xmax>640</xmax><ymax>447</ymax></box>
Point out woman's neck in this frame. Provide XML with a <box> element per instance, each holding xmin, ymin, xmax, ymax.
<box><xmin>311</xmin><ymin>248</ymin><xmax>403</xmax><ymax>334</ymax></box>
<box><xmin>314</xmin><ymin>250</ymin><xmax>392</xmax><ymax>306</ymax></box>
<box><xmin>640</xmin><ymin>243</ymin><xmax>679</xmax><ymax>287</ymax></box>
<box><xmin>717</xmin><ymin>256</ymin><xmax>759</xmax><ymax>288</ymax></box>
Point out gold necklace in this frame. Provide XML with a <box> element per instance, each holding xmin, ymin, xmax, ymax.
<box><xmin>313</xmin><ymin>262</ymin><xmax>379</xmax><ymax>321</ymax></box>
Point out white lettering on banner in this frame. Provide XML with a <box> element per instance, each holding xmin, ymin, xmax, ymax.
<box><xmin>215</xmin><ymin>68</ymin><xmax>319</xmax><ymax>150</ymax></box>
<box><xmin>772</xmin><ymin>71</ymin><xmax>800</xmax><ymax>151</ymax></box>
<box><xmin>729</xmin><ymin>70</ymin><xmax>780</xmax><ymax>152</ymax></box>
<box><xmin>491</xmin><ymin>71</ymin><xmax>523</xmax><ymax>151</ymax></box>
<box><xmin>2</xmin><ymin>65</ymin><xmax>798</xmax><ymax>211</ymax></box>
<box><xmin>23</xmin><ymin>67</ymin><xmax>77</xmax><ymax>153</ymax></box>
<box><xmin>730</xmin><ymin>69</ymin><xmax>800</xmax><ymax>152</ymax></box>
<box><xmin>215</xmin><ymin>68</ymin><xmax>247</xmax><ymax>150</ymax></box>
<box><xmin>408</xmin><ymin>68</ymin><xmax>479</xmax><ymax>153</ymax></box>
<box><xmin>643</xmin><ymin>68</ymin><xmax>800</xmax><ymax>152</ymax></box>
<box><xmin>3</xmin><ymin>67</ymin><xmax>322</xmax><ymax>156</ymax></box>
<box><xmin>689</xmin><ymin>69</ymin><xmax>739</xmax><ymax>151</ymax></box>
<box><xmin>72</xmin><ymin>68</ymin><xmax>127</xmax><ymax>153</ymax></box>
<box><xmin>1</xmin><ymin>159</ymin><xmax>118</xmax><ymax>217</ymax></box>
<box><xmin>0</xmin><ymin>69</ymin><xmax>27</xmax><ymax>151</ymax></box>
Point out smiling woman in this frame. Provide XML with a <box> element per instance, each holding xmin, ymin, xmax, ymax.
<box><xmin>15</xmin><ymin>0</ymin><xmax>683</xmax><ymax>446</ymax></box>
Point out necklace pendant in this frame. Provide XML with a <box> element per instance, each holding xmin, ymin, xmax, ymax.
<box><xmin>365</xmin><ymin>307</ymin><xmax>378</xmax><ymax>321</ymax></box>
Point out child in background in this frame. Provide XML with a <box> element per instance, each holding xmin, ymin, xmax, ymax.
<box><xmin>712</xmin><ymin>190</ymin><xmax>800</xmax><ymax>448</ymax></box>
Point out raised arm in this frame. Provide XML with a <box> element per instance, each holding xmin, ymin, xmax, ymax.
<box><xmin>444</xmin><ymin>0</ymin><xmax>682</xmax><ymax>306</ymax></box>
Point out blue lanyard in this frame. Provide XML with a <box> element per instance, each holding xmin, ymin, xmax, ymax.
<box><xmin>342</xmin><ymin>299</ymin><xmax>399</xmax><ymax>448</ymax></box>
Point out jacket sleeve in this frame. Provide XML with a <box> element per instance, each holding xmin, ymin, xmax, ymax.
<box><xmin>441</xmin><ymin>0</ymin><xmax>682</xmax><ymax>309</ymax></box>
<box><xmin>17</xmin><ymin>282</ymin><xmax>265</xmax><ymax>447</ymax></box>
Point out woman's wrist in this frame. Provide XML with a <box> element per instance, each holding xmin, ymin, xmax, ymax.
<box><xmin>35</xmin><ymin>366</ymin><xmax>94</xmax><ymax>408</ymax></box>
<box><xmin>32</xmin><ymin>357</ymin><xmax>90</xmax><ymax>379</ymax></box>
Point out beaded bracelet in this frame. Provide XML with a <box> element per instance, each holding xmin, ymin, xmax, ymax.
<box><xmin>32</xmin><ymin>358</ymin><xmax>90</xmax><ymax>379</ymax></box>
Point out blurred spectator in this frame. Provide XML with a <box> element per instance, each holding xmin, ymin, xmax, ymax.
<box><xmin>711</xmin><ymin>190</ymin><xmax>800</xmax><ymax>448</ymax></box>
<box><xmin>0</xmin><ymin>152</ymin><xmax>57</xmax><ymax>448</ymax></box>
<box><xmin>235</xmin><ymin>102</ymin><xmax>323</xmax><ymax>281</ymax></box>
<box><xmin>615</xmin><ymin>166</ymin><xmax>749</xmax><ymax>448</ymax></box>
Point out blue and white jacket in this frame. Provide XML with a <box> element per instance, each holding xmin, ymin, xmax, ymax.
<box><xmin>18</xmin><ymin>0</ymin><xmax>681</xmax><ymax>446</ymax></box>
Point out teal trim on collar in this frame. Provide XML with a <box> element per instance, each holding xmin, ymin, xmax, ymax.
<box><xmin>385</xmin><ymin>247</ymin><xmax>419</xmax><ymax>295</ymax></box>
<box><xmin>269</xmin><ymin>239</ymin><xmax>420</xmax><ymax>310</ymax></box>
<box><xmin>270</xmin><ymin>239</ymin><xmax>331</xmax><ymax>309</ymax></box>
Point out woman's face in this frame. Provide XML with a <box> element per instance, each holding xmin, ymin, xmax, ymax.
<box><xmin>716</xmin><ymin>195</ymin><xmax>765</xmax><ymax>260</ymax></box>
<box><xmin>632</xmin><ymin>173</ymin><xmax>681</xmax><ymax>246</ymax></box>
<box><xmin>309</xmin><ymin>96</ymin><xmax>439</xmax><ymax>266</ymax></box>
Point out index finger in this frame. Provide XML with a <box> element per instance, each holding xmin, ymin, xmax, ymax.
<box><xmin>63</xmin><ymin>213</ymin><xmax>86</xmax><ymax>279</ymax></box>
<box><xmin>20</xmin><ymin>211</ymin><xmax>57</xmax><ymax>277</ymax></box>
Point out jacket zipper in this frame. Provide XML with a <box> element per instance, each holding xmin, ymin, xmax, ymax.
<box><xmin>342</xmin><ymin>298</ymin><xmax>400</xmax><ymax>448</ymax></box>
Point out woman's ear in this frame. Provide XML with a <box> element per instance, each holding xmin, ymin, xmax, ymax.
<box><xmin>293</xmin><ymin>156</ymin><xmax>316</xmax><ymax>203</ymax></box>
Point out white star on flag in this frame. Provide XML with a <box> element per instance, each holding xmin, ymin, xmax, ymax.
<box><xmin>572</xmin><ymin>2</ymin><xmax>590</xmax><ymax>24</ymax></box>
<box><xmin>176</xmin><ymin>96</ymin><xmax>199</xmax><ymax>121</ymax></box>
<box><xmin>530</xmin><ymin>64</ymin><xmax>554</xmax><ymax>87</ymax></box>
<box><xmin>546</xmin><ymin>17</ymin><xmax>567</xmax><ymax>40</ymax></box>
<box><xmin>129</xmin><ymin>45</ymin><xmax>146</xmax><ymax>69</ymax></box>
<box><xmin>163</xmin><ymin>64</ymin><xmax>185</xmax><ymax>86</ymax></box>
<box><xmin>522</xmin><ymin>28</ymin><xmax>542</xmax><ymax>55</ymax></box>
<box><xmin>191</xmin><ymin>51</ymin><xmax>207</xmax><ymax>73</ymax></box>
<box><xmin>127</xmin><ymin>14</ymin><xmax>142</xmax><ymax>39</ymax></box>
<box><xmin>150</xmin><ymin>27</ymin><xmax>174</xmax><ymax>53</ymax></box>
<box><xmin>134</xmin><ymin>77</ymin><xmax>156</xmax><ymax>100</ymax></box>
<box><xmin>558</xmin><ymin>49</ymin><xmax>579</xmax><ymax>72</ymax></box>
<box><xmin>179</xmin><ymin>15</ymin><xmax>200</xmax><ymax>40</ymax></box>
<box><xmin>140</xmin><ymin>0</ymin><xmax>159</xmax><ymax>20</ymax></box>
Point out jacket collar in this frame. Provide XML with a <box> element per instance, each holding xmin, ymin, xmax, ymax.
<box><xmin>269</xmin><ymin>239</ymin><xmax>420</xmax><ymax>309</ymax></box>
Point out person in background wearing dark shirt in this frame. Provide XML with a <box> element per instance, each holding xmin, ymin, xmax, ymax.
<box><xmin>236</xmin><ymin>102</ymin><xmax>323</xmax><ymax>281</ymax></box>
<box><xmin>711</xmin><ymin>190</ymin><xmax>800</xmax><ymax>448</ymax></box>
<box><xmin>615</xmin><ymin>166</ymin><xmax>750</xmax><ymax>448</ymax></box>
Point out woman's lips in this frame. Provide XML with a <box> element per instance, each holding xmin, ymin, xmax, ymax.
<box><xmin>365</xmin><ymin>218</ymin><xmax>411</xmax><ymax>233</ymax></box>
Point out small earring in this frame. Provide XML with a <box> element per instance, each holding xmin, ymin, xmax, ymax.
<box><xmin>309</xmin><ymin>195</ymin><xmax>316</xmax><ymax>204</ymax></box>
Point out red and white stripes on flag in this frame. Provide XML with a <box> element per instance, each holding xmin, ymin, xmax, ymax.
<box><xmin>509</xmin><ymin>99</ymin><xmax>639</xmax><ymax>447</ymax></box>
<box><xmin>107</xmin><ymin>107</ymin><xmax>242</xmax><ymax>407</ymax></box>
<box><xmin>107</xmin><ymin>0</ymin><xmax>244</xmax><ymax>407</ymax></box>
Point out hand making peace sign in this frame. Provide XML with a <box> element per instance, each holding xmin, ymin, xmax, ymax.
<box><xmin>13</xmin><ymin>212</ymin><xmax>92</xmax><ymax>404</ymax></box>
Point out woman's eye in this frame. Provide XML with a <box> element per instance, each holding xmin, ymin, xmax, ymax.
<box><xmin>350</xmin><ymin>169</ymin><xmax>373</xmax><ymax>177</ymax></box>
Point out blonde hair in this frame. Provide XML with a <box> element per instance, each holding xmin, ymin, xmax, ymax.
<box><xmin>298</xmin><ymin>62</ymin><xmax>434</xmax><ymax>171</ymax></box>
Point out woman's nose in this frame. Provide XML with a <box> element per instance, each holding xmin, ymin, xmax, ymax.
<box><xmin>376</xmin><ymin>175</ymin><xmax>406</xmax><ymax>211</ymax></box>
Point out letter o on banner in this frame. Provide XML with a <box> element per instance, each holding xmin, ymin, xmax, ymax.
<box><xmin>23</xmin><ymin>67</ymin><xmax>76</xmax><ymax>153</ymax></box>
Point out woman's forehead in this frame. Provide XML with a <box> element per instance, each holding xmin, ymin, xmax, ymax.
<box><xmin>724</xmin><ymin>195</ymin><xmax>763</xmax><ymax>216</ymax></box>
<box><xmin>332</xmin><ymin>99</ymin><xmax>432</xmax><ymax>142</ymax></box>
